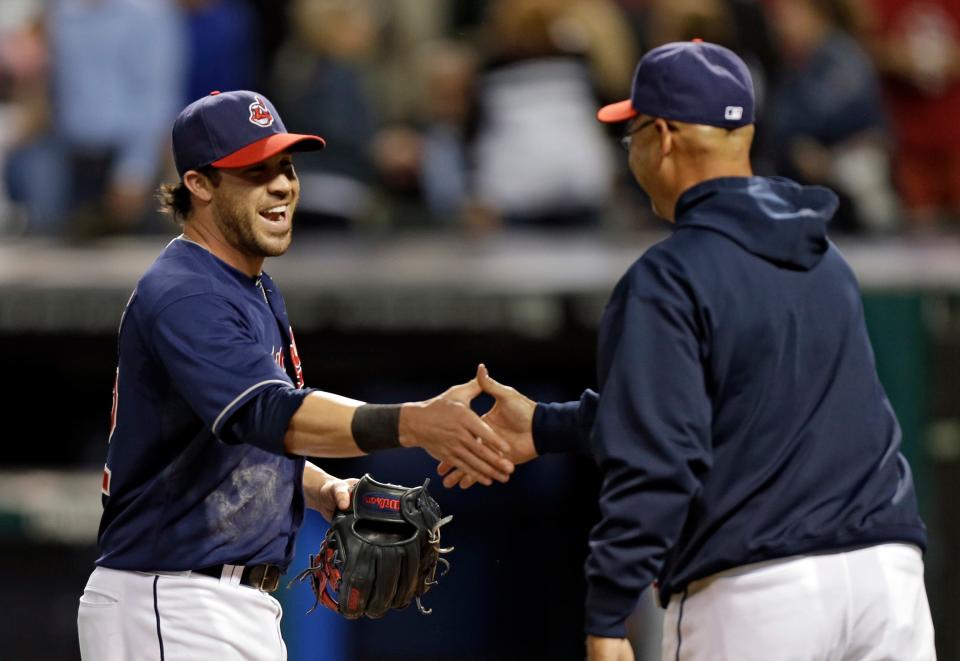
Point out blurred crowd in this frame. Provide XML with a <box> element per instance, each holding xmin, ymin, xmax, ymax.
<box><xmin>0</xmin><ymin>0</ymin><xmax>958</xmax><ymax>239</ymax></box>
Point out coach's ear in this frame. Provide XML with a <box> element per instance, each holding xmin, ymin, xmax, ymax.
<box><xmin>183</xmin><ymin>169</ymin><xmax>216</xmax><ymax>203</ymax></box>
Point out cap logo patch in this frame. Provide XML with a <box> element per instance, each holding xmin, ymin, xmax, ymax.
<box><xmin>248</xmin><ymin>96</ymin><xmax>274</xmax><ymax>127</ymax></box>
<box><xmin>724</xmin><ymin>106</ymin><xmax>743</xmax><ymax>121</ymax></box>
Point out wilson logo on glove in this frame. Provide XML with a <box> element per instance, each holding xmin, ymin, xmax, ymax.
<box><xmin>290</xmin><ymin>474</ymin><xmax>453</xmax><ymax>619</ymax></box>
<box><xmin>362</xmin><ymin>494</ymin><xmax>400</xmax><ymax>511</ymax></box>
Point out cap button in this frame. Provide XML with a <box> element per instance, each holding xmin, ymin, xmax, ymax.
<box><xmin>210</xmin><ymin>90</ymin><xmax>221</xmax><ymax>96</ymax></box>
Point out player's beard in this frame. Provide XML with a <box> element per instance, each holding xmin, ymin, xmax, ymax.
<box><xmin>211</xmin><ymin>193</ymin><xmax>293</xmax><ymax>258</ymax></box>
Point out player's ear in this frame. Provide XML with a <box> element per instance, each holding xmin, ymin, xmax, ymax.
<box><xmin>183</xmin><ymin>169</ymin><xmax>216</xmax><ymax>203</ymax></box>
<box><xmin>656</xmin><ymin>118</ymin><xmax>674</xmax><ymax>158</ymax></box>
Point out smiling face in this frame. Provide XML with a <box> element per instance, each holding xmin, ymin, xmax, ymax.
<box><xmin>209</xmin><ymin>152</ymin><xmax>300</xmax><ymax>259</ymax></box>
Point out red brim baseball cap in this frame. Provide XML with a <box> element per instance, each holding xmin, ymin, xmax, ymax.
<box><xmin>173</xmin><ymin>90</ymin><xmax>326</xmax><ymax>176</ymax></box>
<box><xmin>596</xmin><ymin>99</ymin><xmax>637</xmax><ymax>124</ymax></box>
<box><xmin>212</xmin><ymin>133</ymin><xmax>326</xmax><ymax>169</ymax></box>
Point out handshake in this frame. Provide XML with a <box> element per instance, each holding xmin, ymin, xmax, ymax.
<box><xmin>401</xmin><ymin>364</ymin><xmax>538</xmax><ymax>490</ymax></box>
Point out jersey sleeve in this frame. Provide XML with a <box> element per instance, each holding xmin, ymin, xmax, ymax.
<box><xmin>584</xmin><ymin>258</ymin><xmax>713</xmax><ymax>638</ymax></box>
<box><xmin>221</xmin><ymin>385</ymin><xmax>314</xmax><ymax>456</ymax></box>
<box><xmin>150</xmin><ymin>293</ymin><xmax>294</xmax><ymax>437</ymax></box>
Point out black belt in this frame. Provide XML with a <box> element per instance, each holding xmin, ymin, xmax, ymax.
<box><xmin>193</xmin><ymin>564</ymin><xmax>282</xmax><ymax>592</ymax></box>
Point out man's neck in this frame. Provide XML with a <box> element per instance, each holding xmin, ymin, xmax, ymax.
<box><xmin>182</xmin><ymin>220</ymin><xmax>263</xmax><ymax>277</ymax></box>
<box><xmin>663</xmin><ymin>161</ymin><xmax>753</xmax><ymax>221</ymax></box>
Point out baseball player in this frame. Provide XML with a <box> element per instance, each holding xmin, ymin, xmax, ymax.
<box><xmin>442</xmin><ymin>42</ymin><xmax>936</xmax><ymax>660</ymax></box>
<box><xmin>77</xmin><ymin>90</ymin><xmax>514</xmax><ymax>661</ymax></box>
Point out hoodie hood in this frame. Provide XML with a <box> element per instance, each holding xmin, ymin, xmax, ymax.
<box><xmin>673</xmin><ymin>177</ymin><xmax>837</xmax><ymax>271</ymax></box>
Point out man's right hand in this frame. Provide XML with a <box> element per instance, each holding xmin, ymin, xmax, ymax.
<box><xmin>438</xmin><ymin>364</ymin><xmax>537</xmax><ymax>489</ymax></box>
<box><xmin>399</xmin><ymin>377</ymin><xmax>515</xmax><ymax>487</ymax></box>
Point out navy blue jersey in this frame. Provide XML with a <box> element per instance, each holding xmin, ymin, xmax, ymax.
<box><xmin>536</xmin><ymin>177</ymin><xmax>927</xmax><ymax>637</ymax></box>
<box><xmin>97</xmin><ymin>238</ymin><xmax>310</xmax><ymax>572</ymax></box>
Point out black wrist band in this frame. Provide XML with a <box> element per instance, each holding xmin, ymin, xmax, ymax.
<box><xmin>351</xmin><ymin>404</ymin><xmax>402</xmax><ymax>453</ymax></box>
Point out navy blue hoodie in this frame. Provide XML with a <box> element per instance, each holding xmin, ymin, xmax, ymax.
<box><xmin>534</xmin><ymin>177</ymin><xmax>926</xmax><ymax>638</ymax></box>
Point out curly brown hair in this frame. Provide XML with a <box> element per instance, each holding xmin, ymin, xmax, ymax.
<box><xmin>156</xmin><ymin>166</ymin><xmax>221</xmax><ymax>226</ymax></box>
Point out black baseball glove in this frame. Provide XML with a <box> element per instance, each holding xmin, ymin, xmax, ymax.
<box><xmin>291</xmin><ymin>473</ymin><xmax>452</xmax><ymax>619</ymax></box>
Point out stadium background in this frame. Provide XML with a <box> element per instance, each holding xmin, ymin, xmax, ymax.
<box><xmin>0</xmin><ymin>0</ymin><xmax>958</xmax><ymax>659</ymax></box>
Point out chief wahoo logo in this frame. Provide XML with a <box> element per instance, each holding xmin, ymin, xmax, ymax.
<box><xmin>248</xmin><ymin>96</ymin><xmax>274</xmax><ymax>127</ymax></box>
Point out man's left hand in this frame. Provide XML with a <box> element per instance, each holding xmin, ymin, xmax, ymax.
<box><xmin>316</xmin><ymin>476</ymin><xmax>356</xmax><ymax>522</ymax></box>
<box><xmin>304</xmin><ymin>463</ymin><xmax>358</xmax><ymax>522</ymax></box>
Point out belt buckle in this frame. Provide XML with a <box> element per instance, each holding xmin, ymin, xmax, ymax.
<box><xmin>257</xmin><ymin>565</ymin><xmax>280</xmax><ymax>592</ymax></box>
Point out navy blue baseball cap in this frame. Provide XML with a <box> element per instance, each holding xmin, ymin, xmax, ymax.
<box><xmin>172</xmin><ymin>90</ymin><xmax>325</xmax><ymax>177</ymax></box>
<box><xmin>597</xmin><ymin>40</ymin><xmax>755</xmax><ymax>128</ymax></box>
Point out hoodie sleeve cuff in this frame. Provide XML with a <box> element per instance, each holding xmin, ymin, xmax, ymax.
<box><xmin>532</xmin><ymin>390</ymin><xmax>599</xmax><ymax>455</ymax></box>
<box><xmin>532</xmin><ymin>401</ymin><xmax>581</xmax><ymax>454</ymax></box>
<box><xmin>584</xmin><ymin>581</ymin><xmax>645</xmax><ymax>638</ymax></box>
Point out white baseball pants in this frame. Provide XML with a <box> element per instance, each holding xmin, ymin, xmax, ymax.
<box><xmin>661</xmin><ymin>543</ymin><xmax>935</xmax><ymax>661</ymax></box>
<box><xmin>78</xmin><ymin>566</ymin><xmax>287</xmax><ymax>661</ymax></box>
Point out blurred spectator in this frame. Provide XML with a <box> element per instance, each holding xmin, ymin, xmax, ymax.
<box><xmin>5</xmin><ymin>0</ymin><xmax>185</xmax><ymax>237</ymax></box>
<box><xmin>370</xmin><ymin>0</ymin><xmax>449</xmax><ymax>126</ymax></box>
<box><xmin>0</xmin><ymin>1</ymin><xmax>47</xmax><ymax>101</ymax></box>
<box><xmin>371</xmin><ymin>40</ymin><xmax>477</xmax><ymax>224</ymax></box>
<box><xmin>418</xmin><ymin>42</ymin><xmax>476</xmax><ymax>221</ymax></box>
<box><xmin>180</xmin><ymin>0</ymin><xmax>258</xmax><ymax>102</ymax></box>
<box><xmin>464</xmin><ymin>0</ymin><xmax>632</xmax><ymax>230</ymax></box>
<box><xmin>0</xmin><ymin>1</ymin><xmax>47</xmax><ymax>235</ymax></box>
<box><xmin>559</xmin><ymin>0</ymin><xmax>637</xmax><ymax>102</ymax></box>
<box><xmin>375</xmin><ymin>0</ymin><xmax>639</xmax><ymax>228</ymax></box>
<box><xmin>766</xmin><ymin>0</ymin><xmax>898</xmax><ymax>233</ymax></box>
<box><xmin>853</xmin><ymin>0</ymin><xmax>960</xmax><ymax>232</ymax></box>
<box><xmin>270</xmin><ymin>0</ymin><xmax>380</xmax><ymax>229</ymax></box>
<box><xmin>247</xmin><ymin>0</ymin><xmax>292</xmax><ymax>81</ymax></box>
<box><xmin>646</xmin><ymin>0</ymin><xmax>737</xmax><ymax>45</ymax></box>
